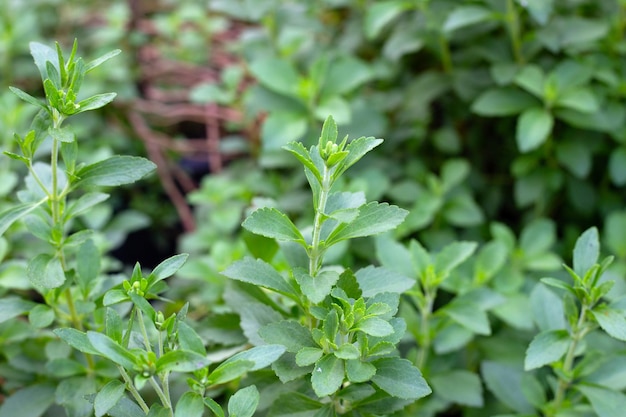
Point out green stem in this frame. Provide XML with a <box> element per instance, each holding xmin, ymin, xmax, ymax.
<box><xmin>136</xmin><ymin>309</ymin><xmax>153</xmax><ymax>352</ymax></box>
<box><xmin>309</xmin><ymin>164</ymin><xmax>331</xmax><ymax>277</ymax></box>
<box><xmin>150</xmin><ymin>377</ymin><xmax>173</xmax><ymax>414</ymax></box>
<box><xmin>506</xmin><ymin>0</ymin><xmax>524</xmax><ymax>64</ymax></box>
<box><xmin>416</xmin><ymin>289</ymin><xmax>436</xmax><ymax>370</ymax></box>
<box><xmin>119</xmin><ymin>366</ymin><xmax>150</xmax><ymax>414</ymax></box>
<box><xmin>439</xmin><ymin>34</ymin><xmax>452</xmax><ymax>73</ymax></box>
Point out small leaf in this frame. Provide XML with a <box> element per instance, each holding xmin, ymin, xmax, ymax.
<box><xmin>325</xmin><ymin>202</ymin><xmax>408</xmax><ymax>246</ymax></box>
<box><xmin>354</xmin><ymin>317</ymin><xmax>394</xmax><ymax>337</ymax></box>
<box><xmin>591</xmin><ymin>306</ymin><xmax>626</xmax><ymax>342</ymax></box>
<box><xmin>319</xmin><ymin>115</ymin><xmax>338</xmax><ymax>147</ymax></box>
<box><xmin>151</xmin><ymin>253</ymin><xmax>189</xmax><ymax>282</ymax></box>
<box><xmin>156</xmin><ymin>350</ymin><xmax>211</xmax><ymax>373</ymax></box>
<box><xmin>514</xmin><ymin>65</ymin><xmax>545</xmax><ymax>98</ymax></box>
<box><xmin>203</xmin><ymin>398</ymin><xmax>225</xmax><ymax>417</ymax></box>
<box><xmin>27</xmin><ymin>254</ymin><xmax>66</xmax><ymax>289</ymax></box>
<box><xmin>472</xmin><ymin>88</ymin><xmax>539</xmax><ymax>116</ymax></box>
<box><xmin>222</xmin><ymin>257</ymin><xmax>296</xmax><ymax>297</ymax></box>
<box><xmin>222</xmin><ymin>345</ymin><xmax>286</xmax><ymax>372</ymax></box>
<box><xmin>207</xmin><ymin>359</ymin><xmax>255</xmax><ymax>385</ymax></box>
<box><xmin>28</xmin><ymin>304</ymin><xmax>55</xmax><ymax>328</ymax></box>
<box><xmin>249</xmin><ymin>57</ymin><xmax>299</xmax><ymax>97</ymax></box>
<box><xmin>481</xmin><ymin>361</ymin><xmax>534</xmax><ymax>414</ymax></box>
<box><xmin>578</xmin><ymin>384</ymin><xmax>626</xmax><ymax>417</ymax></box>
<box><xmin>434</xmin><ymin>241</ymin><xmax>477</xmax><ymax>279</ymax></box>
<box><xmin>87</xmin><ymin>331</ymin><xmax>136</xmax><ymax>370</ymax></box>
<box><xmin>0</xmin><ymin>383</ymin><xmax>55</xmax><ymax>417</ymax></box>
<box><xmin>54</xmin><ymin>328</ymin><xmax>100</xmax><ymax>355</ymax></box>
<box><xmin>335</xmin><ymin>136</ymin><xmax>383</xmax><ymax>179</ymax></box>
<box><xmin>364</xmin><ymin>0</ymin><xmax>407</xmax><ymax>39</ymax></box>
<box><xmin>311</xmin><ymin>354</ymin><xmax>345</xmax><ymax>397</ymax></box>
<box><xmin>0</xmin><ymin>200</ymin><xmax>47</xmax><ymax>236</ymax></box>
<box><xmin>294</xmin><ymin>268</ymin><xmax>339</xmax><ymax>304</ymax></box>
<box><xmin>443</xmin><ymin>5</ymin><xmax>493</xmax><ymax>33</ymax></box>
<box><xmin>0</xmin><ymin>297</ymin><xmax>35</xmax><ymax>323</ymax></box>
<box><xmin>296</xmin><ymin>347</ymin><xmax>324</xmax><ymax>366</ymax></box>
<box><xmin>177</xmin><ymin>322</ymin><xmax>206</xmax><ymax>355</ymax></box>
<box><xmin>75</xmin><ymin>156</ymin><xmax>156</xmax><ymax>187</ymax></box>
<box><xmin>430</xmin><ymin>370</ymin><xmax>483</xmax><ymax>407</ymax></box>
<box><xmin>355</xmin><ymin>265</ymin><xmax>414</xmax><ymax>297</ymax></box>
<box><xmin>243</xmin><ymin>208</ymin><xmax>305</xmax><ymax>243</ymax></box>
<box><xmin>444</xmin><ymin>300</ymin><xmax>491</xmax><ymax>335</ymax></box>
<box><xmin>524</xmin><ymin>329</ymin><xmax>570</xmax><ymax>370</ymax></box>
<box><xmin>75</xmin><ymin>93</ymin><xmax>117</xmax><ymax>113</ymax></box>
<box><xmin>345</xmin><ymin>359</ymin><xmax>376</xmax><ymax>383</ymax></box>
<box><xmin>555</xmin><ymin>88</ymin><xmax>599</xmax><ymax>113</ymax></box>
<box><xmin>371</xmin><ymin>357</ymin><xmax>431</xmax><ymax>400</ymax></box>
<box><xmin>95</xmin><ymin>380</ymin><xmax>125</xmax><ymax>417</ymax></box>
<box><xmin>516</xmin><ymin>107</ymin><xmax>554</xmax><ymax>153</ymax></box>
<box><xmin>9</xmin><ymin>86</ymin><xmax>46</xmax><ymax>109</ymax></box>
<box><xmin>29</xmin><ymin>41</ymin><xmax>58</xmax><ymax>81</ymax></box>
<box><xmin>174</xmin><ymin>392</ymin><xmax>204</xmax><ymax>417</ymax></box>
<box><xmin>227</xmin><ymin>385</ymin><xmax>259</xmax><ymax>417</ymax></box>
<box><xmin>85</xmin><ymin>49</ymin><xmax>121</xmax><ymax>72</ymax></box>
<box><xmin>283</xmin><ymin>141</ymin><xmax>322</xmax><ymax>184</ymax></box>
<box><xmin>259</xmin><ymin>320</ymin><xmax>317</xmax><ymax>353</ymax></box>
<box><xmin>77</xmin><ymin>239</ymin><xmax>100</xmax><ymax>293</ymax></box>
<box><xmin>66</xmin><ymin>192</ymin><xmax>110</xmax><ymax>217</ymax></box>
<box><xmin>573</xmin><ymin>227</ymin><xmax>599</xmax><ymax>277</ymax></box>
<box><xmin>334</xmin><ymin>344</ymin><xmax>360</xmax><ymax>360</ymax></box>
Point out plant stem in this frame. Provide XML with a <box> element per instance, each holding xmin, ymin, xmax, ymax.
<box><xmin>416</xmin><ymin>288</ymin><xmax>436</xmax><ymax>370</ymax></box>
<box><xmin>439</xmin><ymin>35</ymin><xmax>452</xmax><ymax>73</ymax></box>
<box><xmin>309</xmin><ymin>164</ymin><xmax>331</xmax><ymax>277</ymax></box>
<box><xmin>506</xmin><ymin>0</ymin><xmax>524</xmax><ymax>64</ymax></box>
<box><xmin>136</xmin><ymin>309</ymin><xmax>153</xmax><ymax>352</ymax></box>
<box><xmin>119</xmin><ymin>366</ymin><xmax>150</xmax><ymax>414</ymax></box>
<box><xmin>150</xmin><ymin>377</ymin><xmax>173</xmax><ymax>415</ymax></box>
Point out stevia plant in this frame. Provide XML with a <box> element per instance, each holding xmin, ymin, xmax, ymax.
<box><xmin>0</xmin><ymin>41</ymin><xmax>267</xmax><ymax>417</ymax></box>
<box><xmin>222</xmin><ymin>115</ymin><xmax>432</xmax><ymax>416</ymax></box>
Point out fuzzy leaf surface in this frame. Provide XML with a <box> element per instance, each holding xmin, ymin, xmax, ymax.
<box><xmin>325</xmin><ymin>202</ymin><xmax>407</xmax><ymax>246</ymax></box>
<box><xmin>524</xmin><ymin>329</ymin><xmax>570</xmax><ymax>370</ymax></box>
<box><xmin>371</xmin><ymin>357</ymin><xmax>431</xmax><ymax>399</ymax></box>
<box><xmin>243</xmin><ymin>208</ymin><xmax>305</xmax><ymax>243</ymax></box>
<box><xmin>222</xmin><ymin>257</ymin><xmax>295</xmax><ymax>296</ymax></box>
<box><xmin>75</xmin><ymin>156</ymin><xmax>156</xmax><ymax>187</ymax></box>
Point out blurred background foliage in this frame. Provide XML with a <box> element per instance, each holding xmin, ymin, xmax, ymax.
<box><xmin>2</xmin><ymin>0</ymin><xmax>626</xmax><ymax>415</ymax></box>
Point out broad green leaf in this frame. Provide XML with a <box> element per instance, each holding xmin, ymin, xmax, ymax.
<box><xmin>295</xmin><ymin>268</ymin><xmax>339</xmax><ymax>304</ymax></box>
<box><xmin>128</xmin><ymin>292</ymin><xmax>156</xmax><ymax>321</ymax></box>
<box><xmin>609</xmin><ymin>148</ymin><xmax>626</xmax><ymax>186</ymax></box>
<box><xmin>0</xmin><ymin>200</ymin><xmax>47</xmax><ymax>236</ymax></box>
<box><xmin>443</xmin><ymin>5</ymin><xmax>493</xmax><ymax>33</ymax></box>
<box><xmin>481</xmin><ymin>361</ymin><xmax>534</xmax><ymax>413</ymax></box>
<box><xmin>321</xmin><ymin>56</ymin><xmax>373</xmax><ymax>96</ymax></box>
<box><xmin>85</xmin><ymin>49</ymin><xmax>121</xmax><ymax>72</ymax></box>
<box><xmin>443</xmin><ymin>300</ymin><xmax>491</xmax><ymax>335</ymax></box>
<box><xmin>604</xmin><ymin>211</ymin><xmax>626</xmax><ymax>258</ymax></box>
<box><xmin>95</xmin><ymin>380</ymin><xmax>125</xmax><ymax>417</ymax></box>
<box><xmin>524</xmin><ymin>0</ymin><xmax>554</xmax><ymax>25</ymax></box>
<box><xmin>54</xmin><ymin>328</ymin><xmax>100</xmax><ymax>355</ymax></box>
<box><xmin>311</xmin><ymin>354</ymin><xmax>345</xmax><ymax>397</ymax></box>
<box><xmin>529</xmin><ymin>283</ymin><xmax>566</xmax><ymax>331</ymax></box>
<box><xmin>272</xmin><ymin>353</ymin><xmax>313</xmax><ymax>383</ymax></box>
<box><xmin>103</xmin><ymin>289</ymin><xmax>130</xmax><ymax>306</ymax></box>
<box><xmin>474</xmin><ymin>240</ymin><xmax>508</xmax><ymax>283</ymax></box>
<box><xmin>334</xmin><ymin>343</ymin><xmax>360</xmax><ymax>360</ymax></box>
<box><xmin>375</xmin><ymin>235</ymin><xmax>414</xmax><ymax>278</ymax></box>
<box><xmin>516</xmin><ymin>107</ymin><xmax>553</xmax><ymax>153</ymax></box>
<box><xmin>151</xmin><ymin>253</ymin><xmax>189</xmax><ymax>282</ymax></box>
<box><xmin>555</xmin><ymin>88</ymin><xmax>599</xmax><ymax>113</ymax></box>
<box><xmin>30</xmin><ymin>41</ymin><xmax>58</xmax><ymax>81</ymax></box>
<box><xmin>371</xmin><ymin>357</ymin><xmax>431</xmax><ymax>400</ymax></box>
<box><xmin>228</xmin><ymin>385</ymin><xmax>259</xmax><ymax>417</ymax></box>
<box><xmin>355</xmin><ymin>266</ymin><xmax>414</xmax><ymax>297</ymax></box>
<box><xmin>174</xmin><ymin>392</ymin><xmax>204</xmax><ymax>417</ymax></box>
<box><xmin>49</xmin><ymin>126</ymin><xmax>74</xmax><ymax>143</ymax></box>
<box><xmin>75</xmin><ymin>93</ymin><xmax>117</xmax><ymax>113</ymax></box>
<box><xmin>354</xmin><ymin>317</ymin><xmax>394</xmax><ymax>337</ymax></box>
<box><xmin>325</xmin><ymin>202</ymin><xmax>407</xmax><ymax>246</ymax></box>
<box><xmin>573</xmin><ymin>227</ymin><xmax>599</xmax><ymax>277</ymax></box>
<box><xmin>0</xmin><ymin>383</ymin><xmax>55</xmax><ymax>417</ymax></box>
<box><xmin>0</xmin><ymin>297</ymin><xmax>35</xmax><ymax>323</ymax></box>
<box><xmin>315</xmin><ymin>96</ymin><xmax>351</xmax><ymax>125</ymax></box>
<box><xmin>556</xmin><ymin>141</ymin><xmax>592</xmax><ymax>178</ymax></box>
<box><xmin>471</xmin><ymin>88</ymin><xmax>538</xmax><ymax>116</ymax></box>
<box><xmin>514</xmin><ymin>65</ymin><xmax>545</xmax><ymax>98</ymax></box>
<box><xmin>296</xmin><ymin>347</ymin><xmax>324</xmax><ymax>366</ymax></box>
<box><xmin>443</xmin><ymin>192</ymin><xmax>484</xmax><ymax>227</ymax></box>
<box><xmin>259</xmin><ymin>320</ymin><xmax>319</xmax><ymax>353</ymax></box>
<box><xmin>222</xmin><ymin>345</ymin><xmax>286</xmax><ymax>371</ymax></box>
<box><xmin>249</xmin><ymin>57</ymin><xmax>299</xmax><ymax>97</ymax></box>
<box><xmin>243</xmin><ymin>208</ymin><xmax>305</xmax><ymax>243</ymax></box>
<box><xmin>66</xmin><ymin>192</ymin><xmax>109</xmax><ymax>217</ymax></box>
<box><xmin>578</xmin><ymin>384</ymin><xmax>626</xmax><ymax>417</ymax></box>
<box><xmin>75</xmin><ymin>156</ymin><xmax>156</xmax><ymax>187</ymax></box>
<box><xmin>364</xmin><ymin>0</ymin><xmax>407</xmax><ymax>39</ymax></box>
<box><xmin>434</xmin><ymin>241</ymin><xmax>477</xmax><ymax>279</ymax></box>
<box><xmin>28</xmin><ymin>304</ymin><xmax>55</xmax><ymax>328</ymax></box>
<box><xmin>156</xmin><ymin>350</ymin><xmax>211</xmax><ymax>373</ymax></box>
<box><xmin>345</xmin><ymin>359</ymin><xmax>376</xmax><ymax>383</ymax></box>
<box><xmin>207</xmin><ymin>359</ymin><xmax>255</xmax><ymax>385</ymax></box>
<box><xmin>591</xmin><ymin>306</ymin><xmax>626</xmax><ymax>341</ymax></box>
<box><xmin>430</xmin><ymin>370</ymin><xmax>483</xmax><ymax>407</ymax></box>
<box><xmin>9</xmin><ymin>86</ymin><xmax>46</xmax><ymax>109</ymax></box>
<box><xmin>222</xmin><ymin>257</ymin><xmax>296</xmax><ymax>296</ymax></box>
<box><xmin>524</xmin><ymin>329</ymin><xmax>570</xmax><ymax>370</ymax></box>
<box><xmin>28</xmin><ymin>253</ymin><xmax>66</xmax><ymax>288</ymax></box>
<box><xmin>268</xmin><ymin>392</ymin><xmax>323</xmax><ymax>417</ymax></box>
<box><xmin>77</xmin><ymin>239</ymin><xmax>100</xmax><ymax>292</ymax></box>
<box><xmin>283</xmin><ymin>141</ymin><xmax>322</xmax><ymax>184</ymax></box>
<box><xmin>87</xmin><ymin>331</ymin><xmax>136</xmax><ymax>370</ymax></box>
<box><xmin>177</xmin><ymin>322</ymin><xmax>206</xmax><ymax>355</ymax></box>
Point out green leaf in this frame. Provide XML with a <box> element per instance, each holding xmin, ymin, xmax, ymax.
<box><xmin>514</xmin><ymin>65</ymin><xmax>545</xmax><ymax>98</ymax></box>
<box><xmin>530</xmin><ymin>283</ymin><xmax>566</xmax><ymax>331</ymax></box>
<box><xmin>30</xmin><ymin>41</ymin><xmax>58</xmax><ymax>81</ymax></box>
<box><xmin>75</xmin><ymin>93</ymin><xmax>117</xmax><ymax>113</ymax></box>
<box><xmin>354</xmin><ymin>317</ymin><xmax>394</xmax><ymax>337</ymax></box>
<box><xmin>516</xmin><ymin>107</ymin><xmax>553</xmax><ymax>153</ymax></box>
<box><xmin>207</xmin><ymin>359</ymin><xmax>255</xmax><ymax>385</ymax></box>
<box><xmin>555</xmin><ymin>88</ymin><xmax>599</xmax><ymax>113</ymax></box>
<box><xmin>334</xmin><ymin>343</ymin><xmax>360</xmax><ymax>360</ymax></box>
<box><xmin>66</xmin><ymin>192</ymin><xmax>109</xmax><ymax>217</ymax></box>
<box><xmin>222</xmin><ymin>257</ymin><xmax>296</xmax><ymax>296</ymax></box>
<box><xmin>249</xmin><ymin>57</ymin><xmax>299</xmax><ymax>97</ymax></box>
<box><xmin>0</xmin><ymin>383</ymin><xmax>55</xmax><ymax>417</ymax></box>
<box><xmin>0</xmin><ymin>297</ymin><xmax>36</xmax><ymax>323</ymax></box>
<box><xmin>525</xmin><ymin>0</ymin><xmax>553</xmax><ymax>25</ymax></box>
<box><xmin>95</xmin><ymin>380</ymin><xmax>125</xmax><ymax>417</ymax></box>
<box><xmin>75</xmin><ymin>156</ymin><xmax>156</xmax><ymax>187</ymax></box>
<box><xmin>9</xmin><ymin>86</ymin><xmax>46</xmax><ymax>109</ymax></box>
<box><xmin>87</xmin><ymin>331</ymin><xmax>136</xmax><ymax>370</ymax></box>
<box><xmin>591</xmin><ymin>306</ymin><xmax>626</xmax><ymax>342</ymax></box>
<box><xmin>325</xmin><ymin>202</ymin><xmax>408</xmax><ymax>246</ymax></box>
<box><xmin>222</xmin><ymin>345</ymin><xmax>286</xmax><ymax>371</ymax></box>
<box><xmin>283</xmin><ymin>141</ymin><xmax>323</xmax><ymax>184</ymax></box>
<box><xmin>77</xmin><ymin>239</ymin><xmax>100</xmax><ymax>292</ymax></box>
<box><xmin>261</xmin><ymin>112</ymin><xmax>308</xmax><ymax>150</ymax></box>
<box><xmin>335</xmin><ymin>136</ymin><xmax>384</xmax><ymax>178</ymax></box>
<box><xmin>0</xmin><ymin>200</ymin><xmax>47</xmax><ymax>236</ymax></box>
<box><xmin>203</xmin><ymin>398</ymin><xmax>225</xmax><ymax>417</ymax></box>
<box><xmin>605</xmin><ymin>211</ymin><xmax>626</xmax><ymax>258</ymax></box>
<box><xmin>151</xmin><ymin>253</ymin><xmax>189</xmax><ymax>282</ymax></box>
<box><xmin>355</xmin><ymin>266</ymin><xmax>414</xmax><ymax>297</ymax></box>
<box><xmin>524</xmin><ymin>329</ymin><xmax>570</xmax><ymax>370</ymax></box>
<box><xmin>371</xmin><ymin>357</ymin><xmax>431</xmax><ymax>400</ymax></box>
<box><xmin>435</xmin><ymin>241</ymin><xmax>477</xmax><ymax>279</ymax></box>
<box><xmin>556</xmin><ymin>140</ymin><xmax>592</xmax><ymax>178</ymax></box>
<box><xmin>481</xmin><ymin>361</ymin><xmax>534</xmax><ymax>414</ymax></box>
<box><xmin>177</xmin><ymin>322</ymin><xmax>206</xmax><ymax>355</ymax></box>
<box><xmin>156</xmin><ymin>350</ymin><xmax>211</xmax><ymax>373</ymax></box>
<box><xmin>345</xmin><ymin>359</ymin><xmax>376</xmax><ymax>383</ymax></box>
<box><xmin>375</xmin><ymin>235</ymin><xmax>414</xmax><ymax>278</ymax></box>
<box><xmin>609</xmin><ymin>148</ymin><xmax>626</xmax><ymax>186</ymax></box>
<box><xmin>321</xmin><ymin>56</ymin><xmax>373</xmax><ymax>96</ymax></box>
<box><xmin>268</xmin><ymin>392</ymin><xmax>323</xmax><ymax>417</ymax></box>
<box><xmin>295</xmin><ymin>268</ymin><xmax>339</xmax><ymax>304</ymax></box>
<box><xmin>28</xmin><ymin>304</ymin><xmax>55</xmax><ymax>328</ymax></box>
<box><xmin>364</xmin><ymin>0</ymin><xmax>407</xmax><ymax>39</ymax></box>
<box><xmin>259</xmin><ymin>320</ymin><xmax>316</xmax><ymax>353</ymax></box>
<box><xmin>578</xmin><ymin>384</ymin><xmax>626</xmax><ymax>417</ymax></box>
<box><xmin>311</xmin><ymin>354</ymin><xmax>345</xmax><ymax>397</ymax></box>
<box><xmin>443</xmin><ymin>5</ymin><xmax>493</xmax><ymax>33</ymax></box>
<box><xmin>228</xmin><ymin>385</ymin><xmax>259</xmax><ymax>417</ymax></box>
<box><xmin>54</xmin><ymin>328</ymin><xmax>100</xmax><ymax>355</ymax></box>
<box><xmin>243</xmin><ymin>208</ymin><xmax>305</xmax><ymax>243</ymax></box>
<box><xmin>430</xmin><ymin>370</ymin><xmax>483</xmax><ymax>407</ymax></box>
<box><xmin>85</xmin><ymin>49</ymin><xmax>121</xmax><ymax>72</ymax></box>
<box><xmin>296</xmin><ymin>347</ymin><xmax>324</xmax><ymax>366</ymax></box>
<box><xmin>573</xmin><ymin>227</ymin><xmax>599</xmax><ymax>277</ymax></box>
<box><xmin>472</xmin><ymin>88</ymin><xmax>539</xmax><ymax>116</ymax></box>
<box><xmin>27</xmin><ymin>253</ymin><xmax>66</xmax><ymax>288</ymax></box>
<box><xmin>174</xmin><ymin>392</ymin><xmax>204</xmax><ymax>417</ymax></box>
<box><xmin>443</xmin><ymin>300</ymin><xmax>491</xmax><ymax>335</ymax></box>
<box><xmin>474</xmin><ymin>240</ymin><xmax>508</xmax><ymax>283</ymax></box>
